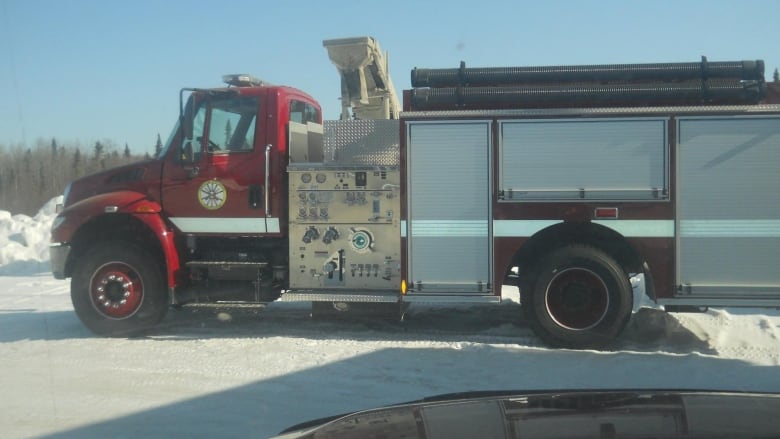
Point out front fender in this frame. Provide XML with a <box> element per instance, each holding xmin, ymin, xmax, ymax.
<box><xmin>51</xmin><ymin>191</ymin><xmax>160</xmax><ymax>243</ymax></box>
<box><xmin>50</xmin><ymin>192</ymin><xmax>180</xmax><ymax>292</ymax></box>
<box><xmin>131</xmin><ymin>212</ymin><xmax>181</xmax><ymax>293</ymax></box>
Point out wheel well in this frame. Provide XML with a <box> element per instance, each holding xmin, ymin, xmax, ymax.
<box><xmin>510</xmin><ymin>222</ymin><xmax>643</xmax><ymax>281</ymax></box>
<box><xmin>65</xmin><ymin>214</ymin><xmax>165</xmax><ymax>278</ymax></box>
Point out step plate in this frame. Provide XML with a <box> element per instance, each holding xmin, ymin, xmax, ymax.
<box><xmin>280</xmin><ymin>290</ymin><xmax>399</xmax><ymax>303</ymax></box>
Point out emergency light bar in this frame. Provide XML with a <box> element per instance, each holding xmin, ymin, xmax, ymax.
<box><xmin>222</xmin><ymin>74</ymin><xmax>266</xmax><ymax>87</ymax></box>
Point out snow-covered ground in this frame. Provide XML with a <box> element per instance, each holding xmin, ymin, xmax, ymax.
<box><xmin>1</xmin><ymin>201</ymin><xmax>779</xmax><ymax>438</ymax></box>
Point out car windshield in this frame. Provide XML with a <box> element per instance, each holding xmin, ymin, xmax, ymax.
<box><xmin>1</xmin><ymin>2</ymin><xmax>779</xmax><ymax>439</ymax></box>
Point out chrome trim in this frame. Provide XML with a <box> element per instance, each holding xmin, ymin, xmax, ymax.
<box><xmin>675</xmin><ymin>285</ymin><xmax>780</xmax><ymax>296</ymax></box>
<box><xmin>49</xmin><ymin>244</ymin><xmax>71</xmax><ymax>279</ymax></box>
<box><xmin>659</xmin><ymin>298</ymin><xmax>780</xmax><ymax>307</ymax></box>
<box><xmin>402</xmin><ymin>295</ymin><xmax>501</xmax><ymax>304</ymax></box>
<box><xmin>266</xmin><ymin>217</ymin><xmax>280</xmax><ymax>233</ymax></box>
<box><xmin>491</xmin><ymin>219</ymin><xmax>675</xmax><ymax>238</ymax></box>
<box><xmin>280</xmin><ymin>290</ymin><xmax>399</xmax><ymax>303</ymax></box>
<box><xmin>265</xmin><ymin>144</ymin><xmax>272</xmax><ymax>216</ymax></box>
<box><xmin>680</xmin><ymin>220</ymin><xmax>780</xmax><ymax>237</ymax></box>
<box><xmin>169</xmin><ymin>217</ymin><xmax>269</xmax><ymax>234</ymax></box>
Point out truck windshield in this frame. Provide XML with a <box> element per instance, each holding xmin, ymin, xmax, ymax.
<box><xmin>157</xmin><ymin>119</ymin><xmax>180</xmax><ymax>160</ymax></box>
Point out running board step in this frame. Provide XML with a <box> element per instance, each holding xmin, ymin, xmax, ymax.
<box><xmin>281</xmin><ymin>290</ymin><xmax>399</xmax><ymax>303</ymax></box>
<box><xmin>179</xmin><ymin>301</ymin><xmax>269</xmax><ymax>309</ymax></box>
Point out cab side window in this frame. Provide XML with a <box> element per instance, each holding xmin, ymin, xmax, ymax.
<box><xmin>208</xmin><ymin>96</ymin><xmax>259</xmax><ymax>153</ymax></box>
<box><xmin>290</xmin><ymin>100</ymin><xmax>320</xmax><ymax>124</ymax></box>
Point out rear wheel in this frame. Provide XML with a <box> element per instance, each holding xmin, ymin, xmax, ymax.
<box><xmin>71</xmin><ymin>241</ymin><xmax>168</xmax><ymax>336</ymax></box>
<box><xmin>522</xmin><ymin>245</ymin><xmax>632</xmax><ymax>348</ymax></box>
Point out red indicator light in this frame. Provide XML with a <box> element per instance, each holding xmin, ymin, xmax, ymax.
<box><xmin>594</xmin><ymin>207</ymin><xmax>619</xmax><ymax>219</ymax></box>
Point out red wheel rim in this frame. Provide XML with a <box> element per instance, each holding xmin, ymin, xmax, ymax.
<box><xmin>545</xmin><ymin>267</ymin><xmax>609</xmax><ymax>331</ymax></box>
<box><xmin>89</xmin><ymin>262</ymin><xmax>144</xmax><ymax>319</ymax></box>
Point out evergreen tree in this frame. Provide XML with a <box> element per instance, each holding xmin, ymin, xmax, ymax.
<box><xmin>774</xmin><ymin>68</ymin><xmax>779</xmax><ymax>82</ymax></box>
<box><xmin>154</xmin><ymin>133</ymin><xmax>163</xmax><ymax>157</ymax></box>
<box><xmin>23</xmin><ymin>149</ymin><xmax>32</xmax><ymax>173</ymax></box>
<box><xmin>73</xmin><ymin>148</ymin><xmax>81</xmax><ymax>173</ymax></box>
<box><xmin>225</xmin><ymin>119</ymin><xmax>233</xmax><ymax>146</ymax></box>
<box><xmin>0</xmin><ymin>139</ymin><xmax>146</xmax><ymax>215</ymax></box>
<box><xmin>38</xmin><ymin>162</ymin><xmax>46</xmax><ymax>195</ymax></box>
<box><xmin>8</xmin><ymin>167</ymin><xmax>17</xmax><ymax>194</ymax></box>
<box><xmin>93</xmin><ymin>141</ymin><xmax>104</xmax><ymax>162</ymax></box>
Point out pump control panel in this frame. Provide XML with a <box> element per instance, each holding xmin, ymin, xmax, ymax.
<box><xmin>288</xmin><ymin>166</ymin><xmax>401</xmax><ymax>290</ymax></box>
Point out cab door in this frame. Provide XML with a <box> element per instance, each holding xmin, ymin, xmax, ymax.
<box><xmin>161</xmin><ymin>92</ymin><xmax>274</xmax><ymax>235</ymax></box>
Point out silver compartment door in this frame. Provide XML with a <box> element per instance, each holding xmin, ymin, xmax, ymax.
<box><xmin>677</xmin><ymin>116</ymin><xmax>780</xmax><ymax>297</ymax></box>
<box><xmin>499</xmin><ymin>118</ymin><xmax>668</xmax><ymax>201</ymax></box>
<box><xmin>406</xmin><ymin>121</ymin><xmax>492</xmax><ymax>294</ymax></box>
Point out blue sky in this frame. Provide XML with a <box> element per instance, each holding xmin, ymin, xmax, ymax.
<box><xmin>1</xmin><ymin>0</ymin><xmax>778</xmax><ymax>155</ymax></box>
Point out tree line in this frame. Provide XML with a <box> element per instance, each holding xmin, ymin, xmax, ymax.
<box><xmin>0</xmin><ymin>137</ymin><xmax>160</xmax><ymax>216</ymax></box>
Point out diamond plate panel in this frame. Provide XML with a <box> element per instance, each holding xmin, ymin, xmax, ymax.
<box><xmin>323</xmin><ymin>119</ymin><xmax>400</xmax><ymax>165</ymax></box>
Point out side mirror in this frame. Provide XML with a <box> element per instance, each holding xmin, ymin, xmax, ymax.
<box><xmin>180</xmin><ymin>139</ymin><xmax>200</xmax><ymax>178</ymax></box>
<box><xmin>179</xmin><ymin>139</ymin><xmax>193</xmax><ymax>163</ymax></box>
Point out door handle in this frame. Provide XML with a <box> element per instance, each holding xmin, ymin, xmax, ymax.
<box><xmin>185</xmin><ymin>166</ymin><xmax>199</xmax><ymax>179</ymax></box>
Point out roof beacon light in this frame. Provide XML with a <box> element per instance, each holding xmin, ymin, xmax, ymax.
<box><xmin>222</xmin><ymin>74</ymin><xmax>266</xmax><ymax>87</ymax></box>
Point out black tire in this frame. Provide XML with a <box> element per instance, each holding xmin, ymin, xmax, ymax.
<box><xmin>522</xmin><ymin>245</ymin><xmax>632</xmax><ymax>348</ymax></box>
<box><xmin>71</xmin><ymin>241</ymin><xmax>168</xmax><ymax>336</ymax></box>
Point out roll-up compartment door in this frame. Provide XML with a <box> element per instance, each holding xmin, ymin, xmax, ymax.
<box><xmin>677</xmin><ymin>115</ymin><xmax>780</xmax><ymax>297</ymax></box>
<box><xmin>406</xmin><ymin>121</ymin><xmax>492</xmax><ymax>294</ymax></box>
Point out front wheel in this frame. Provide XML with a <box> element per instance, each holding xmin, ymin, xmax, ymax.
<box><xmin>71</xmin><ymin>241</ymin><xmax>168</xmax><ymax>336</ymax></box>
<box><xmin>522</xmin><ymin>245</ymin><xmax>632</xmax><ymax>348</ymax></box>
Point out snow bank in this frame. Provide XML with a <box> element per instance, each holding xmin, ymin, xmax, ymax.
<box><xmin>0</xmin><ymin>196</ymin><xmax>62</xmax><ymax>275</ymax></box>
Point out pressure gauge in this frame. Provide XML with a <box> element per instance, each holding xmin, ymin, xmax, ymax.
<box><xmin>350</xmin><ymin>229</ymin><xmax>373</xmax><ymax>253</ymax></box>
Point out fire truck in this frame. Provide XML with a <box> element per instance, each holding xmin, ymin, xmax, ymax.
<box><xmin>50</xmin><ymin>37</ymin><xmax>780</xmax><ymax>348</ymax></box>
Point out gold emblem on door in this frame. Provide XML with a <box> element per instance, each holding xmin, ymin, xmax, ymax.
<box><xmin>198</xmin><ymin>180</ymin><xmax>227</xmax><ymax>210</ymax></box>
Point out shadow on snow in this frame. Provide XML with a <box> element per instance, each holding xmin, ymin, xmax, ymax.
<box><xmin>39</xmin><ymin>343</ymin><xmax>777</xmax><ymax>439</ymax></box>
